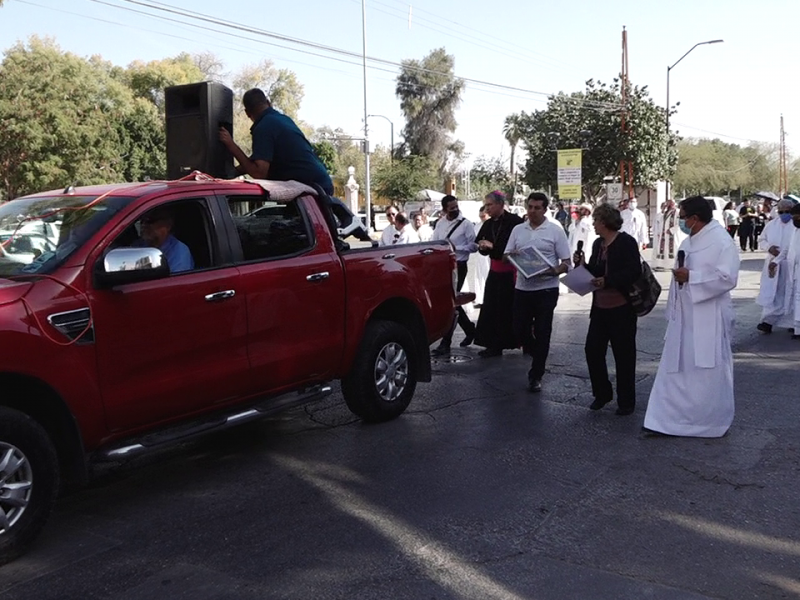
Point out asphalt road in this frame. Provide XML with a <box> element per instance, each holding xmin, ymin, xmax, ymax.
<box><xmin>1</xmin><ymin>250</ymin><xmax>798</xmax><ymax>600</ymax></box>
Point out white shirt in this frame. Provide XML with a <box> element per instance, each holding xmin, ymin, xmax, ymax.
<box><xmin>415</xmin><ymin>224</ymin><xmax>434</xmax><ymax>242</ymax></box>
<box><xmin>505</xmin><ymin>219</ymin><xmax>571</xmax><ymax>291</ymax></box>
<box><xmin>621</xmin><ymin>207</ymin><xmax>648</xmax><ymax>247</ymax></box>
<box><xmin>394</xmin><ymin>225</ymin><xmax>419</xmax><ymax>245</ymax></box>
<box><xmin>432</xmin><ymin>212</ymin><xmax>477</xmax><ymax>262</ymax></box>
<box><xmin>379</xmin><ymin>225</ymin><xmax>396</xmax><ymax>247</ymax></box>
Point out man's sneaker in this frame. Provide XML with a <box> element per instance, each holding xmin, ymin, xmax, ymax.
<box><xmin>528</xmin><ymin>379</ymin><xmax>542</xmax><ymax>393</ymax></box>
<box><xmin>757</xmin><ymin>322</ymin><xmax>773</xmax><ymax>334</ymax></box>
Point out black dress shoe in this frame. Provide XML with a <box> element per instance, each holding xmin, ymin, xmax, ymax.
<box><xmin>615</xmin><ymin>406</ymin><xmax>635</xmax><ymax>416</ymax></box>
<box><xmin>459</xmin><ymin>333</ymin><xmax>475</xmax><ymax>347</ymax></box>
<box><xmin>792</xmin><ymin>334</ymin><xmax>800</xmax><ymax>340</ymax></box>
<box><xmin>431</xmin><ymin>343</ymin><xmax>450</xmax><ymax>357</ymax></box>
<box><xmin>757</xmin><ymin>322</ymin><xmax>773</xmax><ymax>334</ymax></box>
<box><xmin>528</xmin><ymin>379</ymin><xmax>542</xmax><ymax>393</ymax></box>
<box><xmin>589</xmin><ymin>398</ymin><xmax>611</xmax><ymax>410</ymax></box>
<box><xmin>478</xmin><ymin>348</ymin><xmax>502</xmax><ymax>358</ymax></box>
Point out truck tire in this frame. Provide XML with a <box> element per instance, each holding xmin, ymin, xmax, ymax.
<box><xmin>0</xmin><ymin>407</ymin><xmax>59</xmax><ymax>566</ymax></box>
<box><xmin>342</xmin><ymin>320</ymin><xmax>418</xmax><ymax>422</ymax></box>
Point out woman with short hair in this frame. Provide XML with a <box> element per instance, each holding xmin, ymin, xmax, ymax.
<box><xmin>574</xmin><ymin>203</ymin><xmax>642</xmax><ymax>416</ymax></box>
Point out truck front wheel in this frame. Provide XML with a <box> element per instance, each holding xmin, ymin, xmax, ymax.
<box><xmin>0</xmin><ymin>407</ymin><xmax>59</xmax><ymax>566</ymax></box>
<box><xmin>342</xmin><ymin>320</ymin><xmax>418</xmax><ymax>422</ymax></box>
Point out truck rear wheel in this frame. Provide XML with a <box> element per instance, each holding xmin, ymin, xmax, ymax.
<box><xmin>342</xmin><ymin>320</ymin><xmax>417</xmax><ymax>422</ymax></box>
<box><xmin>0</xmin><ymin>407</ymin><xmax>59</xmax><ymax>566</ymax></box>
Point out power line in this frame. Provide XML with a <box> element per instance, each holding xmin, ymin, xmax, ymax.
<box><xmin>96</xmin><ymin>0</ymin><xmax>623</xmax><ymax>110</ymax></box>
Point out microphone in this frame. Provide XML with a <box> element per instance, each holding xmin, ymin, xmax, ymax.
<box><xmin>577</xmin><ymin>240</ymin><xmax>584</xmax><ymax>254</ymax></box>
<box><xmin>677</xmin><ymin>250</ymin><xmax>685</xmax><ymax>289</ymax></box>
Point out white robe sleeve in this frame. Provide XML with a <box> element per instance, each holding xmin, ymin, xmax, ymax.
<box><xmin>688</xmin><ymin>241</ymin><xmax>739</xmax><ymax>303</ymax></box>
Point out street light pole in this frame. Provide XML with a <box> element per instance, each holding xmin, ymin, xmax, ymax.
<box><xmin>665</xmin><ymin>39</ymin><xmax>723</xmax><ymax>202</ymax></box>
<box><xmin>361</xmin><ymin>0</ymin><xmax>372</xmax><ymax>232</ymax></box>
<box><xmin>367</xmin><ymin>114</ymin><xmax>394</xmax><ymax>163</ymax></box>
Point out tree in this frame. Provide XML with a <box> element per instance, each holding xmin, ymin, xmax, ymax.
<box><xmin>671</xmin><ymin>138</ymin><xmax>787</xmax><ymax>198</ymax></box>
<box><xmin>469</xmin><ymin>156</ymin><xmax>511</xmax><ymax>200</ymax></box>
<box><xmin>503</xmin><ymin>114</ymin><xmax>523</xmax><ymax>177</ymax></box>
<box><xmin>373</xmin><ymin>155</ymin><xmax>438</xmax><ymax>203</ymax></box>
<box><xmin>395</xmin><ymin>48</ymin><xmax>464</xmax><ymax>175</ymax></box>
<box><xmin>232</xmin><ymin>60</ymin><xmax>303</xmax><ymax>119</ymax></box>
<box><xmin>0</xmin><ymin>37</ymin><xmax>164</xmax><ymax>199</ymax></box>
<box><xmin>230</xmin><ymin>60</ymin><xmax>305</xmax><ymax>157</ymax></box>
<box><xmin>123</xmin><ymin>52</ymin><xmax>204</xmax><ymax>112</ymax></box>
<box><xmin>192</xmin><ymin>51</ymin><xmax>225</xmax><ymax>81</ymax></box>
<box><xmin>517</xmin><ymin>79</ymin><xmax>676</xmax><ymax>199</ymax></box>
<box><xmin>311</xmin><ymin>140</ymin><xmax>337</xmax><ymax>173</ymax></box>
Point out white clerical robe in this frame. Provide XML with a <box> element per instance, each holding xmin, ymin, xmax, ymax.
<box><xmin>568</xmin><ymin>216</ymin><xmax>597</xmax><ymax>261</ymax></box>
<box><xmin>756</xmin><ymin>218</ymin><xmax>794</xmax><ymax>326</ymax></box>
<box><xmin>653</xmin><ymin>208</ymin><xmax>687</xmax><ymax>269</ymax></box>
<box><xmin>644</xmin><ymin>221</ymin><xmax>740</xmax><ymax>438</ymax></box>
<box><xmin>621</xmin><ymin>208</ymin><xmax>648</xmax><ymax>247</ymax></box>
<box><xmin>467</xmin><ymin>221</ymin><xmax>489</xmax><ymax>305</ymax></box>
<box><xmin>775</xmin><ymin>226</ymin><xmax>800</xmax><ymax>334</ymax></box>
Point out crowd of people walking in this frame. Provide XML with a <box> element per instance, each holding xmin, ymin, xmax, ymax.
<box><xmin>374</xmin><ymin>187</ymin><xmax>800</xmax><ymax>442</ymax></box>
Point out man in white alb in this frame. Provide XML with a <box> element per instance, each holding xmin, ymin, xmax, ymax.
<box><xmin>644</xmin><ymin>196</ymin><xmax>740</xmax><ymax>438</ymax></box>
<box><xmin>620</xmin><ymin>199</ymin><xmax>648</xmax><ymax>250</ymax></box>
<box><xmin>756</xmin><ymin>199</ymin><xmax>795</xmax><ymax>334</ymax></box>
<box><xmin>771</xmin><ymin>203</ymin><xmax>800</xmax><ymax>339</ymax></box>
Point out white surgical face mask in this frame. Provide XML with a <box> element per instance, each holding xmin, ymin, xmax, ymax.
<box><xmin>629</xmin><ymin>200</ymin><xmax>637</xmax><ymax>209</ymax></box>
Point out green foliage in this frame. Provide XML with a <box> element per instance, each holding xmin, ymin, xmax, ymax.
<box><xmin>517</xmin><ymin>79</ymin><xmax>676</xmax><ymax>198</ymax></box>
<box><xmin>123</xmin><ymin>52</ymin><xmax>204</xmax><ymax>112</ymax></box>
<box><xmin>0</xmin><ymin>37</ymin><xmax>165</xmax><ymax>199</ymax></box>
<box><xmin>373</xmin><ymin>155</ymin><xmax>439</xmax><ymax>203</ymax></box>
<box><xmin>671</xmin><ymin>138</ymin><xmax>795</xmax><ymax>197</ymax></box>
<box><xmin>503</xmin><ymin>114</ymin><xmax>523</xmax><ymax>176</ymax></box>
<box><xmin>469</xmin><ymin>156</ymin><xmax>511</xmax><ymax>200</ymax></box>
<box><xmin>311</xmin><ymin>140</ymin><xmax>337</xmax><ymax>173</ymax></box>
<box><xmin>396</xmin><ymin>48</ymin><xmax>464</xmax><ymax>175</ymax></box>
<box><xmin>230</xmin><ymin>59</ymin><xmax>305</xmax><ymax>156</ymax></box>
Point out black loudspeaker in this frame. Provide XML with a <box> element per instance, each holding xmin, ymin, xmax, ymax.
<box><xmin>165</xmin><ymin>81</ymin><xmax>235</xmax><ymax>180</ymax></box>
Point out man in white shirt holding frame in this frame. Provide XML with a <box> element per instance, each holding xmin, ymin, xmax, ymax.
<box><xmin>506</xmin><ymin>192</ymin><xmax>571</xmax><ymax>392</ymax></box>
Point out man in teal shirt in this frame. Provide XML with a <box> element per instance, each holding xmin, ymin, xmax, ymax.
<box><xmin>219</xmin><ymin>89</ymin><xmax>333</xmax><ymax>195</ymax></box>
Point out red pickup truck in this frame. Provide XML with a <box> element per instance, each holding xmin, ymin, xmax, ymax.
<box><xmin>0</xmin><ymin>178</ymin><xmax>458</xmax><ymax>564</ymax></box>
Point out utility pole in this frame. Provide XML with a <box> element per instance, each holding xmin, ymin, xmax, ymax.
<box><xmin>619</xmin><ymin>27</ymin><xmax>633</xmax><ymax>202</ymax></box>
<box><xmin>361</xmin><ymin>0</ymin><xmax>372</xmax><ymax>232</ymax></box>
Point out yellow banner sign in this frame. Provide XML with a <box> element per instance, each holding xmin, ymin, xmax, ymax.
<box><xmin>557</xmin><ymin>149</ymin><xmax>582</xmax><ymax>199</ymax></box>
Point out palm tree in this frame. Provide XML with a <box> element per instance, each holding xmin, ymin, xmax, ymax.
<box><xmin>503</xmin><ymin>114</ymin><xmax>523</xmax><ymax>177</ymax></box>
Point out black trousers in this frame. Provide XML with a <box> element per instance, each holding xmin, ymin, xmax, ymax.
<box><xmin>739</xmin><ymin>225</ymin><xmax>755</xmax><ymax>251</ymax></box>
<box><xmin>512</xmin><ymin>288</ymin><xmax>559</xmax><ymax>382</ymax></box>
<box><xmin>584</xmin><ymin>305</ymin><xmax>638</xmax><ymax>410</ymax></box>
<box><xmin>442</xmin><ymin>261</ymin><xmax>475</xmax><ymax>345</ymax></box>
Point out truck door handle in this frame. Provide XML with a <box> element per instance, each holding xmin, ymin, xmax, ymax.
<box><xmin>205</xmin><ymin>290</ymin><xmax>236</xmax><ymax>302</ymax></box>
<box><xmin>306</xmin><ymin>272</ymin><xmax>330</xmax><ymax>282</ymax></box>
<box><xmin>381</xmin><ymin>253</ymin><xmax>396</xmax><ymax>259</ymax></box>
<box><xmin>418</xmin><ymin>248</ymin><xmax>435</xmax><ymax>255</ymax></box>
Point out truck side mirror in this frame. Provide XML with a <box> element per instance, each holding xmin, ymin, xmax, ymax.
<box><xmin>95</xmin><ymin>247</ymin><xmax>170</xmax><ymax>288</ymax></box>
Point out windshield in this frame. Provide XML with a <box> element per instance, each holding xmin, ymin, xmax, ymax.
<box><xmin>0</xmin><ymin>195</ymin><xmax>132</xmax><ymax>277</ymax></box>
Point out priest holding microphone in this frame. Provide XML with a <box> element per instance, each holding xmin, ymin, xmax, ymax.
<box><xmin>643</xmin><ymin>196</ymin><xmax>741</xmax><ymax>437</ymax></box>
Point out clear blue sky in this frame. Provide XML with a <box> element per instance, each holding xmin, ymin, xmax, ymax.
<box><xmin>2</xmin><ymin>0</ymin><xmax>799</xmax><ymax>167</ymax></box>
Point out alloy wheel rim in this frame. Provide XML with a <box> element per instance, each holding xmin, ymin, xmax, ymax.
<box><xmin>0</xmin><ymin>443</ymin><xmax>33</xmax><ymax>535</ymax></box>
<box><xmin>374</xmin><ymin>342</ymin><xmax>408</xmax><ymax>402</ymax></box>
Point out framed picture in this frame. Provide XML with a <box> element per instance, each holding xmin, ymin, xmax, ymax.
<box><xmin>507</xmin><ymin>245</ymin><xmax>555</xmax><ymax>279</ymax></box>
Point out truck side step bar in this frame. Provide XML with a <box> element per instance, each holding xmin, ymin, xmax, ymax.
<box><xmin>95</xmin><ymin>384</ymin><xmax>333</xmax><ymax>461</ymax></box>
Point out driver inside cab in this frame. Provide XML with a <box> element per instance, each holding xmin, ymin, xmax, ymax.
<box><xmin>134</xmin><ymin>208</ymin><xmax>194</xmax><ymax>273</ymax></box>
